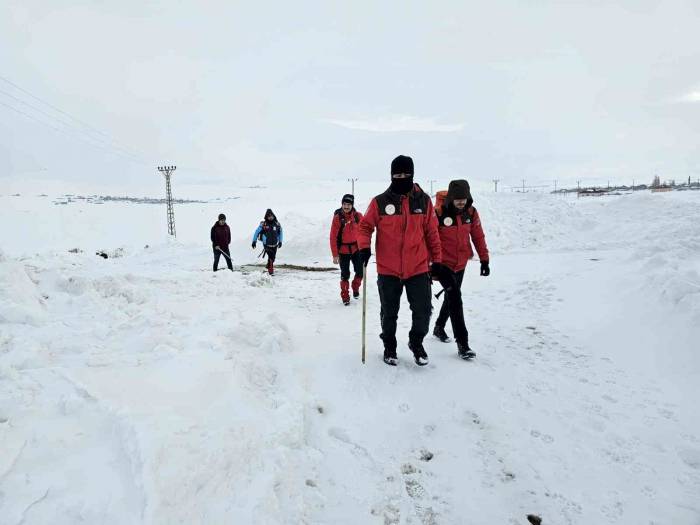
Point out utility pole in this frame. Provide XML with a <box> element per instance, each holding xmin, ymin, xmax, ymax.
<box><xmin>493</xmin><ymin>179</ymin><xmax>500</xmax><ymax>192</ymax></box>
<box><xmin>632</xmin><ymin>178</ymin><xmax>635</xmax><ymax>192</ymax></box>
<box><xmin>428</xmin><ymin>179</ymin><xmax>437</xmax><ymax>197</ymax></box>
<box><xmin>554</xmin><ymin>180</ymin><xmax>558</xmax><ymax>193</ymax></box>
<box><xmin>157</xmin><ymin>165</ymin><xmax>177</xmax><ymax>237</ymax></box>
<box><xmin>522</xmin><ymin>179</ymin><xmax>526</xmax><ymax>193</ymax></box>
<box><xmin>347</xmin><ymin>177</ymin><xmax>358</xmax><ymax>195</ymax></box>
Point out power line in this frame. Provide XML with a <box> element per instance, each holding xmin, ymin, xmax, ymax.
<box><xmin>0</xmin><ymin>87</ymin><xmax>146</xmax><ymax>164</ymax></box>
<box><xmin>0</xmin><ymin>74</ymin><xmax>150</xmax><ymax>163</ymax></box>
<box><xmin>0</xmin><ymin>99</ymin><xmax>148</xmax><ymax>165</ymax></box>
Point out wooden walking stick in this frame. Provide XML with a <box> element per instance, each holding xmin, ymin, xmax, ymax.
<box><xmin>361</xmin><ymin>263</ymin><xmax>368</xmax><ymax>364</ymax></box>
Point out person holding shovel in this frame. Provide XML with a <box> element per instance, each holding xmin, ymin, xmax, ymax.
<box><xmin>211</xmin><ymin>213</ymin><xmax>233</xmax><ymax>271</ymax></box>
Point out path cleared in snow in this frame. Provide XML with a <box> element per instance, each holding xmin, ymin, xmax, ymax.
<box><xmin>1</xmin><ymin>189</ymin><xmax>699</xmax><ymax>524</ymax></box>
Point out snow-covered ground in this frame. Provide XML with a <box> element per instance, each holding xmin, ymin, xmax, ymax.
<box><xmin>1</xmin><ymin>183</ymin><xmax>699</xmax><ymax>524</ymax></box>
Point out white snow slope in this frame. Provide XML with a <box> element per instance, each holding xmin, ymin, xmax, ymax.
<box><xmin>1</xmin><ymin>184</ymin><xmax>699</xmax><ymax>525</ymax></box>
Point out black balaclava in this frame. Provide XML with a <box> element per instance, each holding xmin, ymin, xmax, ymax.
<box><xmin>390</xmin><ymin>155</ymin><xmax>415</xmax><ymax>195</ymax></box>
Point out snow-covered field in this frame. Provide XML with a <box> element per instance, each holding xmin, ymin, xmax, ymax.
<box><xmin>1</xmin><ymin>182</ymin><xmax>699</xmax><ymax>524</ymax></box>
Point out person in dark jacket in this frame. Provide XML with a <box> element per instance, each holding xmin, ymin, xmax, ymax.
<box><xmin>211</xmin><ymin>213</ymin><xmax>233</xmax><ymax>271</ymax></box>
<box><xmin>433</xmin><ymin>180</ymin><xmax>490</xmax><ymax>359</ymax></box>
<box><xmin>357</xmin><ymin>155</ymin><xmax>443</xmax><ymax>366</ymax></box>
<box><xmin>252</xmin><ymin>209</ymin><xmax>283</xmax><ymax>275</ymax></box>
<box><xmin>330</xmin><ymin>194</ymin><xmax>364</xmax><ymax>305</ymax></box>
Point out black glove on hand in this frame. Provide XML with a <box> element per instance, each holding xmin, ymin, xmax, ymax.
<box><xmin>277</xmin><ymin>242</ymin><xmax>282</xmax><ymax>249</ymax></box>
<box><xmin>359</xmin><ymin>248</ymin><xmax>372</xmax><ymax>266</ymax></box>
<box><xmin>251</xmin><ymin>241</ymin><xmax>257</xmax><ymax>249</ymax></box>
<box><xmin>430</xmin><ymin>262</ymin><xmax>444</xmax><ymax>281</ymax></box>
<box><xmin>480</xmin><ymin>261</ymin><xmax>490</xmax><ymax>276</ymax></box>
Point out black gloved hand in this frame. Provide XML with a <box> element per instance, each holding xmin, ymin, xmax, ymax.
<box><xmin>251</xmin><ymin>241</ymin><xmax>257</xmax><ymax>249</ymax></box>
<box><xmin>359</xmin><ymin>248</ymin><xmax>372</xmax><ymax>266</ymax></box>
<box><xmin>432</xmin><ymin>262</ymin><xmax>455</xmax><ymax>290</ymax></box>
<box><xmin>277</xmin><ymin>242</ymin><xmax>282</xmax><ymax>249</ymax></box>
<box><xmin>480</xmin><ymin>261</ymin><xmax>490</xmax><ymax>277</ymax></box>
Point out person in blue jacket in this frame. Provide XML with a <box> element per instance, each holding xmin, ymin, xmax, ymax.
<box><xmin>252</xmin><ymin>209</ymin><xmax>283</xmax><ymax>275</ymax></box>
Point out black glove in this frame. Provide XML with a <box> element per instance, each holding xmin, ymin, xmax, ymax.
<box><xmin>480</xmin><ymin>261</ymin><xmax>490</xmax><ymax>277</ymax></box>
<box><xmin>251</xmin><ymin>241</ymin><xmax>257</xmax><ymax>249</ymax></box>
<box><xmin>359</xmin><ymin>248</ymin><xmax>372</xmax><ymax>266</ymax></box>
<box><xmin>277</xmin><ymin>242</ymin><xmax>282</xmax><ymax>249</ymax></box>
<box><xmin>432</xmin><ymin>262</ymin><xmax>455</xmax><ymax>290</ymax></box>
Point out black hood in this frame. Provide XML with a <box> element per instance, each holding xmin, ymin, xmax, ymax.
<box><xmin>264</xmin><ymin>209</ymin><xmax>277</xmax><ymax>222</ymax></box>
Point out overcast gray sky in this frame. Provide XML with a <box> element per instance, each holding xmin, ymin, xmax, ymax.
<box><xmin>2</xmin><ymin>0</ymin><xmax>699</xmax><ymax>191</ymax></box>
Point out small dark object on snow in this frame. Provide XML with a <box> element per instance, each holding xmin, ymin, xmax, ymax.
<box><xmin>96</xmin><ymin>251</ymin><xmax>108</xmax><ymax>259</ymax></box>
<box><xmin>68</xmin><ymin>248</ymin><xmax>82</xmax><ymax>254</ymax></box>
<box><xmin>527</xmin><ymin>514</ymin><xmax>542</xmax><ymax>525</ymax></box>
<box><xmin>316</xmin><ymin>406</ymin><xmax>324</xmax><ymax>414</ymax></box>
<box><xmin>420</xmin><ymin>450</ymin><xmax>434</xmax><ymax>462</ymax></box>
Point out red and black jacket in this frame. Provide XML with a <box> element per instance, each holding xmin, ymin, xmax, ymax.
<box><xmin>436</xmin><ymin>202</ymin><xmax>489</xmax><ymax>272</ymax></box>
<box><xmin>330</xmin><ymin>208</ymin><xmax>363</xmax><ymax>257</ymax></box>
<box><xmin>358</xmin><ymin>184</ymin><xmax>442</xmax><ymax>279</ymax></box>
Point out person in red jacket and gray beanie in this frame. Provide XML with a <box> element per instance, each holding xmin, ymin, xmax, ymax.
<box><xmin>330</xmin><ymin>194</ymin><xmax>364</xmax><ymax>305</ymax></box>
<box><xmin>211</xmin><ymin>213</ymin><xmax>233</xmax><ymax>271</ymax></box>
<box><xmin>357</xmin><ymin>155</ymin><xmax>444</xmax><ymax>366</ymax></box>
<box><xmin>433</xmin><ymin>179</ymin><xmax>490</xmax><ymax>359</ymax></box>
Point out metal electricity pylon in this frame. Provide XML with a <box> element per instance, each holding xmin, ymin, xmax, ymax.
<box><xmin>157</xmin><ymin>165</ymin><xmax>177</xmax><ymax>237</ymax></box>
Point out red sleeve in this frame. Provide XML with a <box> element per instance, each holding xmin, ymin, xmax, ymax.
<box><xmin>423</xmin><ymin>198</ymin><xmax>442</xmax><ymax>263</ymax></box>
<box><xmin>330</xmin><ymin>214</ymin><xmax>340</xmax><ymax>257</ymax></box>
<box><xmin>357</xmin><ymin>200</ymin><xmax>378</xmax><ymax>250</ymax></box>
<box><xmin>470</xmin><ymin>208</ymin><xmax>489</xmax><ymax>262</ymax></box>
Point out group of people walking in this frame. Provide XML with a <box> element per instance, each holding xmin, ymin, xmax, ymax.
<box><xmin>209</xmin><ymin>154</ymin><xmax>490</xmax><ymax>367</ymax></box>
<box><xmin>329</xmin><ymin>155</ymin><xmax>490</xmax><ymax>366</ymax></box>
<box><xmin>210</xmin><ymin>209</ymin><xmax>283</xmax><ymax>275</ymax></box>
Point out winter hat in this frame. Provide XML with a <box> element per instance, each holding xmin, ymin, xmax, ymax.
<box><xmin>447</xmin><ymin>180</ymin><xmax>471</xmax><ymax>200</ymax></box>
<box><xmin>391</xmin><ymin>155</ymin><xmax>414</xmax><ymax>177</ymax></box>
<box><xmin>265</xmin><ymin>208</ymin><xmax>276</xmax><ymax>221</ymax></box>
<box><xmin>218</xmin><ymin>213</ymin><xmax>226</xmax><ymax>220</ymax></box>
<box><xmin>341</xmin><ymin>194</ymin><xmax>354</xmax><ymax>205</ymax></box>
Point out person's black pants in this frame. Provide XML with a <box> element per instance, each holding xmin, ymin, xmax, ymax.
<box><xmin>265</xmin><ymin>246</ymin><xmax>278</xmax><ymax>263</ymax></box>
<box><xmin>435</xmin><ymin>268</ymin><xmax>468</xmax><ymax>345</ymax></box>
<box><xmin>213</xmin><ymin>247</ymin><xmax>233</xmax><ymax>271</ymax></box>
<box><xmin>378</xmin><ymin>273</ymin><xmax>432</xmax><ymax>350</ymax></box>
<box><xmin>339</xmin><ymin>251</ymin><xmax>364</xmax><ymax>281</ymax></box>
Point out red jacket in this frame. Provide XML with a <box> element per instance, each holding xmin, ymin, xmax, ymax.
<box><xmin>358</xmin><ymin>184</ymin><xmax>442</xmax><ymax>279</ymax></box>
<box><xmin>436</xmin><ymin>204</ymin><xmax>489</xmax><ymax>272</ymax></box>
<box><xmin>330</xmin><ymin>209</ymin><xmax>363</xmax><ymax>257</ymax></box>
<box><xmin>210</xmin><ymin>222</ymin><xmax>231</xmax><ymax>248</ymax></box>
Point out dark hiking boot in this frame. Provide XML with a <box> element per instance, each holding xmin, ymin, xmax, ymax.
<box><xmin>383</xmin><ymin>347</ymin><xmax>398</xmax><ymax>366</ymax></box>
<box><xmin>433</xmin><ymin>324</ymin><xmax>450</xmax><ymax>343</ymax></box>
<box><xmin>457</xmin><ymin>342</ymin><xmax>476</xmax><ymax>360</ymax></box>
<box><xmin>408</xmin><ymin>341</ymin><xmax>429</xmax><ymax>366</ymax></box>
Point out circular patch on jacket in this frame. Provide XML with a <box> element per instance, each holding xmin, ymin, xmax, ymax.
<box><xmin>385</xmin><ymin>204</ymin><xmax>396</xmax><ymax>215</ymax></box>
<box><xmin>443</xmin><ymin>217</ymin><xmax>454</xmax><ymax>226</ymax></box>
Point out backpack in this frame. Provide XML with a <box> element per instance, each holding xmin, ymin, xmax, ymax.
<box><xmin>335</xmin><ymin>208</ymin><xmax>359</xmax><ymax>249</ymax></box>
<box><xmin>434</xmin><ymin>190</ymin><xmax>449</xmax><ymax>215</ymax></box>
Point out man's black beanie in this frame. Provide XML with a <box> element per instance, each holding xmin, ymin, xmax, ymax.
<box><xmin>341</xmin><ymin>194</ymin><xmax>354</xmax><ymax>205</ymax></box>
<box><xmin>390</xmin><ymin>155</ymin><xmax>414</xmax><ymax>177</ymax></box>
<box><xmin>447</xmin><ymin>179</ymin><xmax>471</xmax><ymax>200</ymax></box>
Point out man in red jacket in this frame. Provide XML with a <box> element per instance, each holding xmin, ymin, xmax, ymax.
<box><xmin>330</xmin><ymin>194</ymin><xmax>364</xmax><ymax>305</ymax></box>
<box><xmin>358</xmin><ymin>155</ymin><xmax>444</xmax><ymax>366</ymax></box>
<box><xmin>433</xmin><ymin>180</ymin><xmax>490</xmax><ymax>359</ymax></box>
<box><xmin>211</xmin><ymin>213</ymin><xmax>233</xmax><ymax>271</ymax></box>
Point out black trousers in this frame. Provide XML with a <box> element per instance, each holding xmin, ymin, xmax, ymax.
<box><xmin>265</xmin><ymin>246</ymin><xmax>278</xmax><ymax>263</ymax></box>
<box><xmin>339</xmin><ymin>251</ymin><xmax>364</xmax><ymax>281</ymax></box>
<box><xmin>377</xmin><ymin>273</ymin><xmax>432</xmax><ymax>350</ymax></box>
<box><xmin>435</xmin><ymin>268</ymin><xmax>469</xmax><ymax>345</ymax></box>
<box><xmin>213</xmin><ymin>247</ymin><xmax>233</xmax><ymax>271</ymax></box>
